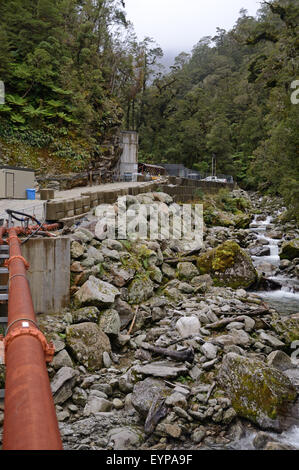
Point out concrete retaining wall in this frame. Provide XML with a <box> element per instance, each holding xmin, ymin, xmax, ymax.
<box><xmin>45</xmin><ymin>179</ymin><xmax>235</xmax><ymax>222</ymax></box>
<box><xmin>22</xmin><ymin>237</ymin><xmax>70</xmax><ymax>315</ymax></box>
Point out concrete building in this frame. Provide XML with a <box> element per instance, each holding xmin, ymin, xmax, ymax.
<box><xmin>0</xmin><ymin>166</ymin><xmax>35</xmax><ymax>199</ymax></box>
<box><xmin>116</xmin><ymin>131</ymin><xmax>139</xmax><ymax>181</ymax></box>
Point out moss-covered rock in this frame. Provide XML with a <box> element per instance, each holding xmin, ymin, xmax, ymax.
<box><xmin>279</xmin><ymin>239</ymin><xmax>299</xmax><ymax>260</ymax></box>
<box><xmin>234</xmin><ymin>213</ymin><xmax>252</xmax><ymax>229</ymax></box>
<box><xmin>177</xmin><ymin>262</ymin><xmax>199</xmax><ymax>281</ymax></box>
<box><xmin>270</xmin><ymin>314</ymin><xmax>299</xmax><ymax>347</ymax></box>
<box><xmin>128</xmin><ymin>275</ymin><xmax>154</xmax><ymax>304</ymax></box>
<box><xmin>218</xmin><ymin>353</ymin><xmax>297</xmax><ymax>431</ymax></box>
<box><xmin>196</xmin><ymin>241</ymin><xmax>257</xmax><ymax>289</ymax></box>
<box><xmin>65</xmin><ymin>322</ymin><xmax>111</xmax><ymax>371</ymax></box>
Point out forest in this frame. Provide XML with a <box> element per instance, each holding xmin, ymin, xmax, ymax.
<box><xmin>0</xmin><ymin>0</ymin><xmax>298</xmax><ymax>219</ymax></box>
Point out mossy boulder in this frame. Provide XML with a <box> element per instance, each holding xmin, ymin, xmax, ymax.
<box><xmin>177</xmin><ymin>262</ymin><xmax>199</xmax><ymax>281</ymax></box>
<box><xmin>234</xmin><ymin>213</ymin><xmax>252</xmax><ymax>229</ymax></box>
<box><xmin>279</xmin><ymin>239</ymin><xmax>299</xmax><ymax>260</ymax></box>
<box><xmin>196</xmin><ymin>240</ymin><xmax>257</xmax><ymax>289</ymax></box>
<box><xmin>218</xmin><ymin>353</ymin><xmax>297</xmax><ymax>431</ymax></box>
<box><xmin>65</xmin><ymin>322</ymin><xmax>111</xmax><ymax>371</ymax></box>
<box><xmin>270</xmin><ymin>314</ymin><xmax>299</xmax><ymax>347</ymax></box>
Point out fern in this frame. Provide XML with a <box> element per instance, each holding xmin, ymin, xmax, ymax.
<box><xmin>6</xmin><ymin>94</ymin><xmax>27</xmax><ymax>106</ymax></box>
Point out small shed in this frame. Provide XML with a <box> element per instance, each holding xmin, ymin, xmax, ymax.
<box><xmin>0</xmin><ymin>166</ymin><xmax>35</xmax><ymax>199</ymax></box>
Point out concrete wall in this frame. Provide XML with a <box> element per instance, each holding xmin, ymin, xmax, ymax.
<box><xmin>22</xmin><ymin>237</ymin><xmax>70</xmax><ymax>315</ymax></box>
<box><xmin>118</xmin><ymin>131</ymin><xmax>138</xmax><ymax>181</ymax></box>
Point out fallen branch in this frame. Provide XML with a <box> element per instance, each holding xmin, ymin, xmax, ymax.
<box><xmin>205</xmin><ymin>315</ymin><xmax>253</xmax><ymax>330</ymax></box>
<box><xmin>141</xmin><ymin>342</ymin><xmax>195</xmax><ymax>363</ymax></box>
<box><xmin>206</xmin><ymin>381</ymin><xmax>216</xmax><ymax>403</ymax></box>
<box><xmin>128</xmin><ymin>306</ymin><xmax>138</xmax><ymax>335</ymax></box>
<box><xmin>144</xmin><ymin>396</ymin><xmax>168</xmax><ymax>435</ymax></box>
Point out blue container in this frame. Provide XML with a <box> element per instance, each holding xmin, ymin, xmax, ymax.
<box><xmin>26</xmin><ymin>188</ymin><xmax>36</xmax><ymax>200</ymax></box>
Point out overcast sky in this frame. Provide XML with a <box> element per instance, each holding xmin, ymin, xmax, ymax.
<box><xmin>124</xmin><ymin>0</ymin><xmax>262</xmax><ymax>61</ymax></box>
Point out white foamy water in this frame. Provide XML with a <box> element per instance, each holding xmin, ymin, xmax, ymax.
<box><xmin>245</xmin><ymin>210</ymin><xmax>299</xmax><ymax>450</ymax></box>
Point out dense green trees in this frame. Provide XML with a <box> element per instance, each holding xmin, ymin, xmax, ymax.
<box><xmin>0</xmin><ymin>0</ymin><xmax>298</xmax><ymax>219</ymax></box>
<box><xmin>137</xmin><ymin>0</ymin><xmax>298</xmax><ymax>219</ymax></box>
<box><xmin>0</xmin><ymin>0</ymin><xmax>161</xmax><ymax>171</ymax></box>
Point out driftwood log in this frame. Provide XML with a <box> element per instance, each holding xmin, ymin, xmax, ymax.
<box><xmin>141</xmin><ymin>342</ymin><xmax>195</xmax><ymax>363</ymax></box>
<box><xmin>144</xmin><ymin>396</ymin><xmax>168</xmax><ymax>435</ymax></box>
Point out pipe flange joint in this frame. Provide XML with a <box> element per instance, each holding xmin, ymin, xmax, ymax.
<box><xmin>4</xmin><ymin>326</ymin><xmax>55</xmax><ymax>363</ymax></box>
<box><xmin>5</xmin><ymin>255</ymin><xmax>30</xmax><ymax>270</ymax></box>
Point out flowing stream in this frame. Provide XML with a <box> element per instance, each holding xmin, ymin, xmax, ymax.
<box><xmin>250</xmin><ymin>214</ymin><xmax>299</xmax><ymax>316</ymax></box>
<box><xmin>229</xmin><ymin>213</ymin><xmax>299</xmax><ymax>450</ymax></box>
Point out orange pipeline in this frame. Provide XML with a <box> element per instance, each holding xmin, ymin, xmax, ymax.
<box><xmin>2</xmin><ymin>227</ymin><xmax>63</xmax><ymax>450</ymax></box>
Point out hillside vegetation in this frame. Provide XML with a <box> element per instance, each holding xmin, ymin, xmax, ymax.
<box><xmin>0</xmin><ymin>1</ymin><xmax>298</xmax><ymax>220</ymax></box>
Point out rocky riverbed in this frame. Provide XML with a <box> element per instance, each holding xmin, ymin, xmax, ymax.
<box><xmin>3</xmin><ymin>188</ymin><xmax>298</xmax><ymax>451</ymax></box>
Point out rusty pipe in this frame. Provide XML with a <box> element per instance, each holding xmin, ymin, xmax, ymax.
<box><xmin>3</xmin><ymin>227</ymin><xmax>63</xmax><ymax>450</ymax></box>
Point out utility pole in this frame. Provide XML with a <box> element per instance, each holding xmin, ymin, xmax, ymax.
<box><xmin>212</xmin><ymin>154</ymin><xmax>216</xmax><ymax>177</ymax></box>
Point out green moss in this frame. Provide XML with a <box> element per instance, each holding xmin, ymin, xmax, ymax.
<box><xmin>221</xmin><ymin>355</ymin><xmax>297</xmax><ymax>426</ymax></box>
<box><xmin>197</xmin><ymin>241</ymin><xmax>257</xmax><ymax>289</ymax></box>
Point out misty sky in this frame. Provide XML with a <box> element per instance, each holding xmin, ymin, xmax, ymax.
<box><xmin>124</xmin><ymin>0</ymin><xmax>262</xmax><ymax>61</ymax></box>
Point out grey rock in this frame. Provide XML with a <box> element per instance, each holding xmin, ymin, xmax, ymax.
<box><xmin>52</xmin><ymin>349</ymin><xmax>73</xmax><ymax>370</ymax></box>
<box><xmin>131</xmin><ymin>377</ymin><xmax>169</xmax><ymax>418</ymax></box>
<box><xmin>113</xmin><ymin>298</ymin><xmax>134</xmax><ymax>329</ymax></box>
<box><xmin>201</xmin><ymin>342</ymin><xmax>218</xmax><ymax>360</ymax></box>
<box><xmin>222</xmin><ymin>407</ymin><xmax>237</xmax><ymax>424</ymax></box>
<box><xmin>74</xmin><ymin>276</ymin><xmax>120</xmax><ymax>308</ymax></box>
<box><xmin>177</xmin><ymin>262</ymin><xmax>199</xmax><ymax>281</ymax></box>
<box><xmin>113</xmin><ymin>398</ymin><xmax>124</xmax><ymax>410</ymax></box>
<box><xmin>99</xmin><ymin>309</ymin><xmax>121</xmax><ymax>337</ymax></box>
<box><xmin>102</xmin><ymin>351</ymin><xmax>112</xmax><ymax>368</ymax></box>
<box><xmin>191</xmin><ymin>429</ymin><xmax>206</xmax><ymax>444</ymax></box>
<box><xmin>260</xmin><ymin>332</ymin><xmax>285</xmax><ymax>348</ymax></box>
<box><xmin>72</xmin><ymin>306</ymin><xmax>100</xmax><ymax>324</ymax></box>
<box><xmin>66</xmin><ymin>322</ymin><xmax>111</xmax><ymax>371</ymax></box>
<box><xmin>86</xmin><ymin>246</ymin><xmax>104</xmax><ymax>263</ymax></box>
<box><xmin>176</xmin><ymin>316</ymin><xmax>200</xmax><ymax>337</ymax></box>
<box><xmin>83</xmin><ymin>396</ymin><xmax>112</xmax><ymax>416</ymax></box>
<box><xmin>128</xmin><ymin>276</ymin><xmax>154</xmax><ymax>304</ymax></box>
<box><xmin>51</xmin><ymin>367</ymin><xmax>79</xmax><ymax>405</ymax></box>
<box><xmin>107</xmin><ymin>427</ymin><xmax>142</xmax><ymax>450</ymax></box>
<box><xmin>71</xmin><ymin>241</ymin><xmax>85</xmax><ymax>259</ymax></box>
<box><xmin>133</xmin><ymin>361</ymin><xmax>188</xmax><ymax>379</ymax></box>
<box><xmin>165</xmin><ymin>392</ymin><xmax>187</xmax><ymax>409</ymax></box>
<box><xmin>267</xmin><ymin>350</ymin><xmax>296</xmax><ymax>371</ymax></box>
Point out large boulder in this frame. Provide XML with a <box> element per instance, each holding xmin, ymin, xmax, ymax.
<box><xmin>74</xmin><ymin>276</ymin><xmax>120</xmax><ymax>308</ymax></box>
<box><xmin>65</xmin><ymin>322</ymin><xmax>111</xmax><ymax>371</ymax></box>
<box><xmin>218</xmin><ymin>353</ymin><xmax>297</xmax><ymax>431</ymax></box>
<box><xmin>197</xmin><ymin>241</ymin><xmax>257</xmax><ymax>289</ymax></box>
<box><xmin>280</xmin><ymin>239</ymin><xmax>299</xmax><ymax>261</ymax></box>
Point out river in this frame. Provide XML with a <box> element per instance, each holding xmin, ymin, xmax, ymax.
<box><xmin>229</xmin><ymin>211</ymin><xmax>299</xmax><ymax>450</ymax></box>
